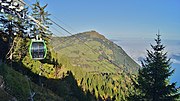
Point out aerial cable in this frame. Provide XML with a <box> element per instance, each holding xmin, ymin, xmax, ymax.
<box><xmin>49</xmin><ymin>26</ymin><xmax>64</xmax><ymax>37</ymax></box>
<box><xmin>50</xmin><ymin>19</ymin><xmax>100</xmax><ymax>55</ymax></box>
<box><xmin>50</xmin><ymin>26</ymin><xmax>115</xmax><ymax>73</ymax></box>
<box><xmin>51</xmin><ymin>15</ymin><xmax>78</xmax><ymax>33</ymax></box>
<box><xmin>31</xmin><ymin>0</ymin><xmax>130</xmax><ymax>74</ymax></box>
<box><xmin>50</xmin><ymin>19</ymin><xmax>130</xmax><ymax>73</ymax></box>
<box><xmin>18</xmin><ymin>0</ymin><xmax>99</xmax><ymax>55</ymax></box>
<box><xmin>42</xmin><ymin>18</ymin><xmax>113</xmax><ymax>73</ymax></box>
<box><xmin>18</xmin><ymin>0</ymin><xmax>135</xmax><ymax>75</ymax></box>
<box><xmin>50</xmin><ymin>23</ymin><xmax>119</xmax><ymax>73</ymax></box>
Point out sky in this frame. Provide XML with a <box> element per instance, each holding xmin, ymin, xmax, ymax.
<box><xmin>25</xmin><ymin>0</ymin><xmax>180</xmax><ymax>40</ymax></box>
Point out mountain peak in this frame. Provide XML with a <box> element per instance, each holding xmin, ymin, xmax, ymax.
<box><xmin>51</xmin><ymin>30</ymin><xmax>140</xmax><ymax>73</ymax></box>
<box><xmin>78</xmin><ymin>30</ymin><xmax>106</xmax><ymax>40</ymax></box>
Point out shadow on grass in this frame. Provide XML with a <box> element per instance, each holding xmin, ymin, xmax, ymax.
<box><xmin>10</xmin><ymin>62</ymin><xmax>103</xmax><ymax>101</ymax></box>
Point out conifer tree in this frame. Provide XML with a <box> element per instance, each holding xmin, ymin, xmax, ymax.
<box><xmin>134</xmin><ymin>34</ymin><xmax>180</xmax><ymax>100</ymax></box>
<box><xmin>0</xmin><ymin>7</ymin><xmax>30</xmax><ymax>61</ymax></box>
<box><xmin>31</xmin><ymin>1</ymin><xmax>52</xmax><ymax>39</ymax></box>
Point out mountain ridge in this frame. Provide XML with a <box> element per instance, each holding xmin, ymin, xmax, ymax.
<box><xmin>75</xmin><ymin>31</ymin><xmax>107</xmax><ymax>40</ymax></box>
<box><xmin>0</xmin><ymin>30</ymin><xmax>140</xmax><ymax>101</ymax></box>
<box><xmin>51</xmin><ymin>30</ymin><xmax>140</xmax><ymax>74</ymax></box>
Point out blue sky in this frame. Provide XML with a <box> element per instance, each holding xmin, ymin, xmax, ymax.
<box><xmin>25</xmin><ymin>0</ymin><xmax>180</xmax><ymax>40</ymax></box>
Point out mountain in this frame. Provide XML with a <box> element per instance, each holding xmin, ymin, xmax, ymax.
<box><xmin>0</xmin><ymin>30</ymin><xmax>140</xmax><ymax>101</ymax></box>
<box><xmin>51</xmin><ymin>31</ymin><xmax>139</xmax><ymax>74</ymax></box>
<box><xmin>48</xmin><ymin>31</ymin><xmax>140</xmax><ymax>100</ymax></box>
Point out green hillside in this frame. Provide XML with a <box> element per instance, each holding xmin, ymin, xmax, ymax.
<box><xmin>0</xmin><ymin>30</ymin><xmax>140</xmax><ymax>101</ymax></box>
<box><xmin>0</xmin><ymin>63</ymin><xmax>100</xmax><ymax>101</ymax></box>
<box><xmin>0</xmin><ymin>64</ymin><xmax>63</xmax><ymax>101</ymax></box>
<box><xmin>49</xmin><ymin>31</ymin><xmax>140</xmax><ymax>100</ymax></box>
<box><xmin>51</xmin><ymin>31</ymin><xmax>139</xmax><ymax>74</ymax></box>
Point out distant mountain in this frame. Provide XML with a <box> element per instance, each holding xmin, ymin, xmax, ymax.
<box><xmin>51</xmin><ymin>31</ymin><xmax>139</xmax><ymax>74</ymax></box>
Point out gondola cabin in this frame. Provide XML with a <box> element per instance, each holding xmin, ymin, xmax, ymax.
<box><xmin>29</xmin><ymin>39</ymin><xmax>47</xmax><ymax>60</ymax></box>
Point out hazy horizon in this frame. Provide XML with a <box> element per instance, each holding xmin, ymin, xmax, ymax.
<box><xmin>112</xmin><ymin>38</ymin><xmax>180</xmax><ymax>86</ymax></box>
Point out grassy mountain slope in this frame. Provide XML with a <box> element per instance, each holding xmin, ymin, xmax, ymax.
<box><xmin>0</xmin><ymin>63</ymin><xmax>99</xmax><ymax>101</ymax></box>
<box><xmin>0</xmin><ymin>30</ymin><xmax>140</xmax><ymax>101</ymax></box>
<box><xmin>0</xmin><ymin>34</ymin><xmax>98</xmax><ymax>100</ymax></box>
<box><xmin>51</xmin><ymin>31</ymin><xmax>139</xmax><ymax>74</ymax></box>
<box><xmin>0</xmin><ymin>64</ymin><xmax>63</xmax><ymax>101</ymax></box>
<box><xmin>49</xmin><ymin>31</ymin><xmax>140</xmax><ymax>100</ymax></box>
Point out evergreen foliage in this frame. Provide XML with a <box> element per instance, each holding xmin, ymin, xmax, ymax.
<box><xmin>130</xmin><ymin>34</ymin><xmax>180</xmax><ymax>101</ymax></box>
<box><xmin>31</xmin><ymin>0</ymin><xmax>52</xmax><ymax>38</ymax></box>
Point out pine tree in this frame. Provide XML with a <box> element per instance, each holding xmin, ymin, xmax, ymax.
<box><xmin>135</xmin><ymin>34</ymin><xmax>180</xmax><ymax>100</ymax></box>
<box><xmin>31</xmin><ymin>1</ymin><xmax>52</xmax><ymax>39</ymax></box>
<box><xmin>0</xmin><ymin>7</ymin><xmax>30</xmax><ymax>61</ymax></box>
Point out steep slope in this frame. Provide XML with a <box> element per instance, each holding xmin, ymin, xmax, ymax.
<box><xmin>0</xmin><ymin>30</ymin><xmax>140</xmax><ymax>101</ymax></box>
<box><xmin>50</xmin><ymin>31</ymin><xmax>140</xmax><ymax>100</ymax></box>
<box><xmin>0</xmin><ymin>64</ymin><xmax>63</xmax><ymax>101</ymax></box>
<box><xmin>0</xmin><ymin>63</ymin><xmax>98</xmax><ymax>101</ymax></box>
<box><xmin>51</xmin><ymin>31</ymin><xmax>139</xmax><ymax>74</ymax></box>
<box><xmin>0</xmin><ymin>33</ymin><xmax>99</xmax><ymax>100</ymax></box>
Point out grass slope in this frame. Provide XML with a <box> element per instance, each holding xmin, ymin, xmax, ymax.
<box><xmin>51</xmin><ymin>30</ymin><xmax>139</xmax><ymax>74</ymax></box>
<box><xmin>49</xmin><ymin>31</ymin><xmax>140</xmax><ymax>100</ymax></box>
<box><xmin>0</xmin><ymin>30</ymin><xmax>140</xmax><ymax>101</ymax></box>
<box><xmin>0</xmin><ymin>63</ymin><xmax>63</xmax><ymax>101</ymax></box>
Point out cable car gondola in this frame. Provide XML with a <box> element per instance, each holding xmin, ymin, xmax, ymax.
<box><xmin>29</xmin><ymin>38</ymin><xmax>47</xmax><ymax>60</ymax></box>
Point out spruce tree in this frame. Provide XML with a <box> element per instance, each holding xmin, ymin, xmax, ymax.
<box><xmin>0</xmin><ymin>7</ymin><xmax>30</xmax><ymax>61</ymax></box>
<box><xmin>31</xmin><ymin>1</ymin><xmax>52</xmax><ymax>38</ymax></box>
<box><xmin>136</xmin><ymin>34</ymin><xmax>180</xmax><ymax>100</ymax></box>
